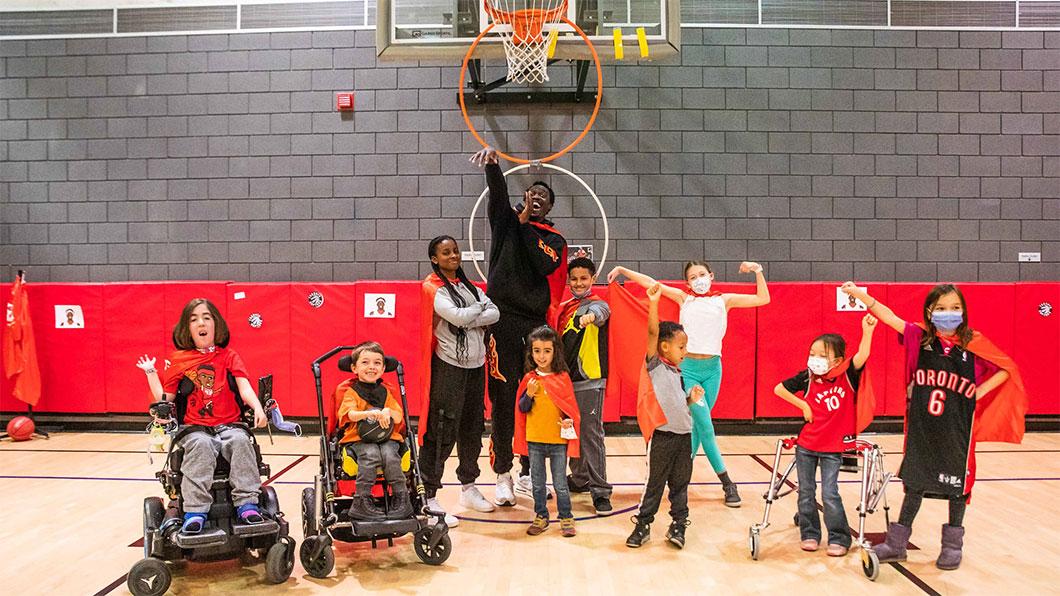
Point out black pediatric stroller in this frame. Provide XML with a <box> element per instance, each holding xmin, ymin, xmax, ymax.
<box><xmin>298</xmin><ymin>346</ymin><xmax>451</xmax><ymax>578</ymax></box>
<box><xmin>127</xmin><ymin>375</ymin><xmax>297</xmax><ymax>596</ymax></box>
<box><xmin>748</xmin><ymin>436</ymin><xmax>893</xmax><ymax>580</ymax></box>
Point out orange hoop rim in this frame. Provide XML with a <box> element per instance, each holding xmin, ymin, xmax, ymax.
<box><xmin>484</xmin><ymin>0</ymin><xmax>569</xmax><ymax>43</ymax></box>
<box><xmin>459</xmin><ymin>16</ymin><xmax>603</xmax><ymax>165</ymax></box>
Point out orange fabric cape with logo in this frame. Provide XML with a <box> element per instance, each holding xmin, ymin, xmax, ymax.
<box><xmin>3</xmin><ymin>274</ymin><xmax>41</xmax><ymax>407</ymax></box>
<box><xmin>513</xmin><ymin>371</ymin><xmax>581</xmax><ymax>458</ymax></box>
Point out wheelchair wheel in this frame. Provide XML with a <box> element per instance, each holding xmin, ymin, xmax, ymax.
<box><xmin>299</xmin><ymin>535</ymin><xmax>335</xmax><ymax>579</ymax></box>
<box><xmin>127</xmin><ymin>558</ymin><xmax>171</xmax><ymax>596</ymax></box>
<box><xmin>862</xmin><ymin>548</ymin><xmax>880</xmax><ymax>581</ymax></box>
<box><xmin>748</xmin><ymin>527</ymin><xmax>760</xmax><ymax>561</ymax></box>
<box><xmin>793</xmin><ymin>513</ymin><xmax>799</xmax><ymax>526</ymax></box>
<box><xmin>413</xmin><ymin>526</ymin><xmax>452</xmax><ymax>566</ymax></box>
<box><xmin>264</xmin><ymin>536</ymin><xmax>295</xmax><ymax>584</ymax></box>
<box><xmin>142</xmin><ymin>497</ymin><xmax>165</xmax><ymax>558</ymax></box>
<box><xmin>301</xmin><ymin>486</ymin><xmax>318</xmax><ymax>537</ymax></box>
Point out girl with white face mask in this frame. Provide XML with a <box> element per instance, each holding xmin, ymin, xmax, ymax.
<box><xmin>773</xmin><ymin>315</ymin><xmax>877</xmax><ymax>557</ymax></box>
<box><xmin>607</xmin><ymin>260</ymin><xmax>770</xmax><ymax>508</ymax></box>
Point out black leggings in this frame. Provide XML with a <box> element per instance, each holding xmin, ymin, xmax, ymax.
<box><xmin>898</xmin><ymin>491</ymin><xmax>967</xmax><ymax>527</ymax></box>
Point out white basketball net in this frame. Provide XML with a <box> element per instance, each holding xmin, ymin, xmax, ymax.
<box><xmin>485</xmin><ymin>0</ymin><xmax>568</xmax><ymax>84</ymax></box>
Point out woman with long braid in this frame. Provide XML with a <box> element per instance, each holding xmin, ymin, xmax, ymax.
<box><xmin>419</xmin><ymin>235</ymin><xmax>501</xmax><ymax>526</ymax></box>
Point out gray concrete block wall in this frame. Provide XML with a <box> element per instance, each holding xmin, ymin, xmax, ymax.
<box><xmin>1</xmin><ymin>28</ymin><xmax>1059</xmax><ymax>283</ymax></box>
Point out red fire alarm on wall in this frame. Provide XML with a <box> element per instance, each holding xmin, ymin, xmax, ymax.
<box><xmin>336</xmin><ymin>92</ymin><xmax>354</xmax><ymax>111</ymax></box>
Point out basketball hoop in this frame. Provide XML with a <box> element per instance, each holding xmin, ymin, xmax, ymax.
<box><xmin>485</xmin><ymin>0</ymin><xmax>568</xmax><ymax>83</ymax></box>
<box><xmin>459</xmin><ymin>11</ymin><xmax>602</xmax><ymax>165</ymax></box>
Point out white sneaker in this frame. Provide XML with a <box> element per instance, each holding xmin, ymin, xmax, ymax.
<box><xmin>494</xmin><ymin>473</ymin><xmax>516</xmax><ymax>507</ymax></box>
<box><xmin>426</xmin><ymin>497</ymin><xmax>459</xmax><ymax>528</ymax></box>
<box><xmin>459</xmin><ymin>485</ymin><xmax>496</xmax><ymax>513</ymax></box>
<box><xmin>514</xmin><ymin>472</ymin><xmax>554</xmax><ymax>499</ymax></box>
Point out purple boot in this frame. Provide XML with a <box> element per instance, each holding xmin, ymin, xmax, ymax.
<box><xmin>871</xmin><ymin>522</ymin><xmax>911</xmax><ymax>563</ymax></box>
<box><xmin>936</xmin><ymin>524</ymin><xmax>965</xmax><ymax>570</ymax></box>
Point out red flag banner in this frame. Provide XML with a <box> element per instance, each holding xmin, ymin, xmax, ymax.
<box><xmin>3</xmin><ymin>274</ymin><xmax>42</xmax><ymax>407</ymax></box>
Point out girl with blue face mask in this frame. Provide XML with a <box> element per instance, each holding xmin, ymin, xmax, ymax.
<box><xmin>608</xmin><ymin>260</ymin><xmax>771</xmax><ymax>508</ymax></box>
<box><xmin>839</xmin><ymin>282</ymin><xmax>1026</xmax><ymax>575</ymax></box>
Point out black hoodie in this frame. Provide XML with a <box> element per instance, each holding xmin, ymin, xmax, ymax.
<box><xmin>483</xmin><ymin>162</ymin><xmax>567</xmax><ymax>319</ymax></box>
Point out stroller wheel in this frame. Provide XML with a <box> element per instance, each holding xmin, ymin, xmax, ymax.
<box><xmin>127</xmin><ymin>558</ymin><xmax>171</xmax><ymax>596</ymax></box>
<box><xmin>299</xmin><ymin>535</ymin><xmax>335</xmax><ymax>579</ymax></box>
<box><xmin>748</xmin><ymin>527</ymin><xmax>760</xmax><ymax>561</ymax></box>
<box><xmin>264</xmin><ymin>536</ymin><xmax>296</xmax><ymax>584</ymax></box>
<box><xmin>301</xmin><ymin>487</ymin><xmax>318</xmax><ymax>537</ymax></box>
<box><xmin>862</xmin><ymin>548</ymin><xmax>880</xmax><ymax>581</ymax></box>
<box><xmin>413</xmin><ymin>526</ymin><xmax>453</xmax><ymax>566</ymax></box>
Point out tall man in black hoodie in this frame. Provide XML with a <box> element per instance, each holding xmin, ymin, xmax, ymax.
<box><xmin>470</xmin><ymin>146</ymin><xmax>568</xmax><ymax>506</ymax></box>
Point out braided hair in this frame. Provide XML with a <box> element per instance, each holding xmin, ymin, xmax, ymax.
<box><xmin>428</xmin><ymin>235</ymin><xmax>483</xmax><ymax>364</ymax></box>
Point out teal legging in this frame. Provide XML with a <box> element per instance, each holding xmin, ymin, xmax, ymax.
<box><xmin>682</xmin><ymin>357</ymin><xmax>725</xmax><ymax>474</ymax></box>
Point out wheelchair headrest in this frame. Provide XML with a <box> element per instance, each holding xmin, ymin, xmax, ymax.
<box><xmin>337</xmin><ymin>355</ymin><xmax>399</xmax><ymax>373</ymax></box>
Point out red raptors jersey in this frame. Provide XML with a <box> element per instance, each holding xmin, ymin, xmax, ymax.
<box><xmin>162</xmin><ymin>348</ymin><xmax>249</xmax><ymax>427</ymax></box>
<box><xmin>783</xmin><ymin>363</ymin><xmax>860</xmax><ymax>453</ymax></box>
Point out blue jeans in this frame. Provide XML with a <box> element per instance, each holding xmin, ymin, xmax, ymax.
<box><xmin>795</xmin><ymin>446</ymin><xmax>851</xmax><ymax>548</ymax></box>
<box><xmin>527</xmin><ymin>442</ymin><xmax>572</xmax><ymax>519</ymax></box>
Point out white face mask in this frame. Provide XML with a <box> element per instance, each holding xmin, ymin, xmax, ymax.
<box><xmin>690</xmin><ymin>276</ymin><xmax>712</xmax><ymax>295</ymax></box>
<box><xmin>807</xmin><ymin>356</ymin><xmax>831</xmax><ymax>376</ymax></box>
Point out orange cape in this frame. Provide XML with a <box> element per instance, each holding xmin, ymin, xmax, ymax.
<box><xmin>417</xmin><ymin>274</ymin><xmax>445</xmax><ymax>445</ymax></box>
<box><xmin>513</xmin><ymin>371</ymin><xmax>581</xmax><ymax>458</ymax></box>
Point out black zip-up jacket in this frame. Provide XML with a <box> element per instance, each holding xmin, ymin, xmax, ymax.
<box><xmin>483</xmin><ymin>162</ymin><xmax>567</xmax><ymax>319</ymax></box>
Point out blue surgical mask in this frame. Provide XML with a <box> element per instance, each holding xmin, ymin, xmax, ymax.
<box><xmin>930</xmin><ymin>311</ymin><xmax>964</xmax><ymax>333</ymax></box>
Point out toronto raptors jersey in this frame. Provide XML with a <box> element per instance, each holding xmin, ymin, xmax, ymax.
<box><xmin>900</xmin><ymin>337</ymin><xmax>978</xmax><ymax>498</ymax></box>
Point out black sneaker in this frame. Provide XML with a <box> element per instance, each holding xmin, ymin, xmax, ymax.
<box><xmin>593</xmin><ymin>495</ymin><xmax>613</xmax><ymax>516</ymax></box>
<box><xmin>666</xmin><ymin>519</ymin><xmax>690</xmax><ymax>549</ymax></box>
<box><xmin>625</xmin><ymin>517</ymin><xmax>651</xmax><ymax>548</ymax></box>
<box><xmin>723</xmin><ymin>482</ymin><xmax>742</xmax><ymax>508</ymax></box>
<box><xmin>567</xmin><ymin>474</ymin><xmax>590</xmax><ymax>494</ymax></box>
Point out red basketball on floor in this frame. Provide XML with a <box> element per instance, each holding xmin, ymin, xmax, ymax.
<box><xmin>7</xmin><ymin>416</ymin><xmax>34</xmax><ymax>441</ymax></box>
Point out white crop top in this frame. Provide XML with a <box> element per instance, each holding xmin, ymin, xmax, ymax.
<box><xmin>680</xmin><ymin>294</ymin><xmax>727</xmax><ymax>356</ymax></box>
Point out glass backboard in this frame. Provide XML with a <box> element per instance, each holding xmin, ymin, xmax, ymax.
<box><xmin>377</xmin><ymin>0</ymin><xmax>681</xmax><ymax>60</ymax></box>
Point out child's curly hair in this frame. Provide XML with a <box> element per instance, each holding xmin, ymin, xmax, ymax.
<box><xmin>523</xmin><ymin>326</ymin><xmax>569</xmax><ymax>374</ymax></box>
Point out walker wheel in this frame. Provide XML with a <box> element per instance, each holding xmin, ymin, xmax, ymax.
<box><xmin>862</xmin><ymin>548</ymin><xmax>880</xmax><ymax>581</ymax></box>
<box><xmin>748</xmin><ymin>527</ymin><xmax>760</xmax><ymax>561</ymax></box>
<box><xmin>413</xmin><ymin>526</ymin><xmax>452</xmax><ymax>566</ymax></box>
<box><xmin>264</xmin><ymin>536</ymin><xmax>296</xmax><ymax>584</ymax></box>
<box><xmin>127</xmin><ymin>558</ymin><xmax>171</xmax><ymax>596</ymax></box>
<box><xmin>299</xmin><ymin>535</ymin><xmax>335</xmax><ymax>579</ymax></box>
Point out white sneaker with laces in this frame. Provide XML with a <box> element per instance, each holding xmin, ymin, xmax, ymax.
<box><xmin>426</xmin><ymin>496</ymin><xmax>459</xmax><ymax>527</ymax></box>
<box><xmin>514</xmin><ymin>472</ymin><xmax>554</xmax><ymax>498</ymax></box>
<box><xmin>494</xmin><ymin>473</ymin><xmax>516</xmax><ymax>506</ymax></box>
<box><xmin>459</xmin><ymin>485</ymin><xmax>496</xmax><ymax>513</ymax></box>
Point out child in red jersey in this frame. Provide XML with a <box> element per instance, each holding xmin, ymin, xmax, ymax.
<box><xmin>775</xmin><ymin>314</ymin><xmax>877</xmax><ymax>557</ymax></box>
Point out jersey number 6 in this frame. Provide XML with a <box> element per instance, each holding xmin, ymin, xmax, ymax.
<box><xmin>928</xmin><ymin>389</ymin><xmax>947</xmax><ymax>416</ymax></box>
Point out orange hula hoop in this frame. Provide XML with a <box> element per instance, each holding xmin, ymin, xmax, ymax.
<box><xmin>459</xmin><ymin>16</ymin><xmax>603</xmax><ymax>165</ymax></box>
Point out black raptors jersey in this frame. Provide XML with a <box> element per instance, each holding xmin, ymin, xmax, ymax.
<box><xmin>900</xmin><ymin>337</ymin><xmax>978</xmax><ymax>498</ymax></box>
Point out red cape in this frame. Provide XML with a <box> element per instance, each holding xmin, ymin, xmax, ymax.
<box><xmin>2</xmin><ymin>275</ymin><xmax>41</xmax><ymax>407</ymax></box>
<box><xmin>513</xmin><ymin>371</ymin><xmax>581</xmax><ymax>458</ymax></box>
<box><xmin>417</xmin><ymin>274</ymin><xmax>445</xmax><ymax>445</ymax></box>
<box><xmin>607</xmin><ymin>283</ymin><xmax>673</xmax><ymax>443</ymax></box>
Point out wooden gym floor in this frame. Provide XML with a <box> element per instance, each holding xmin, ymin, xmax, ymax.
<box><xmin>1</xmin><ymin>432</ymin><xmax>1057</xmax><ymax>595</ymax></box>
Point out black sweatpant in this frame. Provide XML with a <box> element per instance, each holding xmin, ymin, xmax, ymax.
<box><xmin>419</xmin><ymin>356</ymin><xmax>485</xmax><ymax>497</ymax></box>
<box><xmin>635</xmin><ymin>430</ymin><xmax>693</xmax><ymax>524</ymax></box>
<box><xmin>487</xmin><ymin>313</ymin><xmax>543</xmax><ymax>475</ymax></box>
